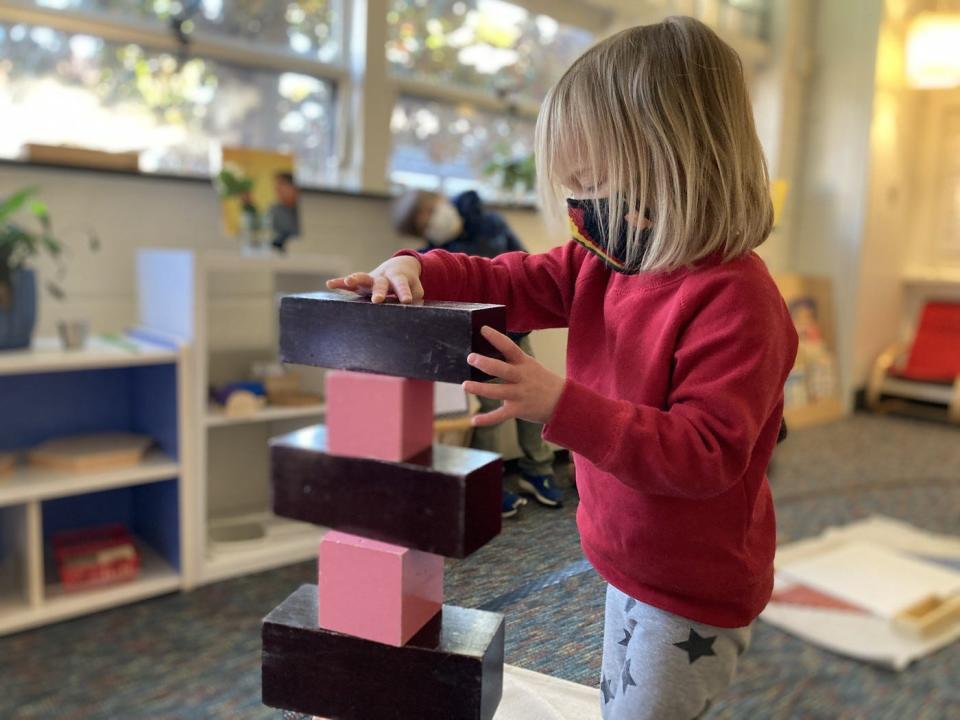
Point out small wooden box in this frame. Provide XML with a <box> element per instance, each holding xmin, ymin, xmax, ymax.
<box><xmin>52</xmin><ymin>524</ymin><xmax>140</xmax><ymax>591</ymax></box>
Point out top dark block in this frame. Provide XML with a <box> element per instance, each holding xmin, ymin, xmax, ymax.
<box><xmin>279</xmin><ymin>291</ymin><xmax>507</xmax><ymax>383</ymax></box>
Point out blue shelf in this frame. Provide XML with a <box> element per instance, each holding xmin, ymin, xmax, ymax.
<box><xmin>0</xmin><ymin>363</ymin><xmax>179</xmax><ymax>457</ymax></box>
<box><xmin>42</xmin><ymin>481</ymin><xmax>180</xmax><ymax>572</ymax></box>
<box><xmin>0</xmin><ymin>339</ymin><xmax>185</xmax><ymax>633</ymax></box>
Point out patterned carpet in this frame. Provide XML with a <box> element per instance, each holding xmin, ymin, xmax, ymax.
<box><xmin>2</xmin><ymin>414</ymin><xmax>958</xmax><ymax>719</ymax></box>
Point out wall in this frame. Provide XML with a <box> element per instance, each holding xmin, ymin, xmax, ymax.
<box><xmin>0</xmin><ymin>163</ymin><xmax>568</xmax><ymax>371</ymax></box>
<box><xmin>852</xmin><ymin>0</ymin><xmax>926</xmax><ymax>386</ymax></box>
<box><xmin>790</xmin><ymin>0</ymin><xmax>883</xmax><ymax>406</ymax></box>
<box><xmin>750</xmin><ymin>0</ymin><xmax>814</xmax><ymax>272</ymax></box>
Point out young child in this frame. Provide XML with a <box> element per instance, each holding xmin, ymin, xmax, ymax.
<box><xmin>391</xmin><ymin>188</ymin><xmax>563</xmax><ymax>517</ymax></box>
<box><xmin>330</xmin><ymin>17</ymin><xmax>798</xmax><ymax>719</ymax></box>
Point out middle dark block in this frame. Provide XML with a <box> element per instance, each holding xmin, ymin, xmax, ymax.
<box><xmin>271</xmin><ymin>425</ymin><xmax>502</xmax><ymax>558</ymax></box>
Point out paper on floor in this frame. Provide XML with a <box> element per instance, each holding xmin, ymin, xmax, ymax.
<box><xmin>778</xmin><ymin>541</ymin><xmax>960</xmax><ymax>619</ymax></box>
<box><xmin>494</xmin><ymin>664</ymin><xmax>601</xmax><ymax>720</ymax></box>
<box><xmin>762</xmin><ymin>516</ymin><xmax>960</xmax><ymax>670</ymax></box>
<box><xmin>761</xmin><ymin>601</ymin><xmax>960</xmax><ymax>671</ymax></box>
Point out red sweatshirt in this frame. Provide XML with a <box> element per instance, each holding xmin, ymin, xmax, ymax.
<box><xmin>398</xmin><ymin>243</ymin><xmax>798</xmax><ymax>627</ymax></box>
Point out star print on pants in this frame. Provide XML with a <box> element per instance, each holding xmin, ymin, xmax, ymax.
<box><xmin>624</xmin><ymin>597</ymin><xmax>637</xmax><ymax>613</ymax></box>
<box><xmin>621</xmin><ymin>658</ymin><xmax>637</xmax><ymax>694</ymax></box>
<box><xmin>673</xmin><ymin>628</ymin><xmax>717</xmax><ymax>663</ymax></box>
<box><xmin>618</xmin><ymin>628</ymin><xmax>632</xmax><ymax>647</ymax></box>
<box><xmin>601</xmin><ymin>674</ymin><xmax>616</xmax><ymax>704</ymax></box>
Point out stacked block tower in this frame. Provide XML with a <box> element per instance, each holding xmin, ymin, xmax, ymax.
<box><xmin>262</xmin><ymin>291</ymin><xmax>509</xmax><ymax>720</ymax></box>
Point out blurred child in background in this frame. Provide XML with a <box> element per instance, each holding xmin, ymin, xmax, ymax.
<box><xmin>392</xmin><ymin>189</ymin><xmax>564</xmax><ymax>518</ymax></box>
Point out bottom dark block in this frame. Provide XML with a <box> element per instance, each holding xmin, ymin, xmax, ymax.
<box><xmin>263</xmin><ymin>584</ymin><xmax>504</xmax><ymax>720</ymax></box>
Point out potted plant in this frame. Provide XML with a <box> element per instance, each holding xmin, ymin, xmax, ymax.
<box><xmin>0</xmin><ymin>187</ymin><xmax>99</xmax><ymax>350</ymax></box>
<box><xmin>214</xmin><ymin>165</ymin><xmax>263</xmax><ymax>249</ymax></box>
<box><xmin>483</xmin><ymin>149</ymin><xmax>536</xmax><ymax>202</ymax></box>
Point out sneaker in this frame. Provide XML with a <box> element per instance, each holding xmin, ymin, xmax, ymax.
<box><xmin>502</xmin><ymin>491</ymin><xmax>526</xmax><ymax>518</ymax></box>
<box><xmin>518</xmin><ymin>473</ymin><xmax>564</xmax><ymax>508</ymax></box>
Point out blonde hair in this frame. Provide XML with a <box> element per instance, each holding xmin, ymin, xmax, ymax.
<box><xmin>535</xmin><ymin>16</ymin><xmax>773</xmax><ymax>272</ymax></box>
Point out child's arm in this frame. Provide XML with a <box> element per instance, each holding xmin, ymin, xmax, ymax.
<box><xmin>541</xmin><ymin>279</ymin><xmax>799</xmax><ymax>499</ymax></box>
<box><xmin>329</xmin><ymin>242</ymin><xmax>587</xmax><ymax>332</ymax></box>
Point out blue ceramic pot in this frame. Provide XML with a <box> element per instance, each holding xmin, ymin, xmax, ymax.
<box><xmin>0</xmin><ymin>268</ymin><xmax>37</xmax><ymax>350</ymax></box>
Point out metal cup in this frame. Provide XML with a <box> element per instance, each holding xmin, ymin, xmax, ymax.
<box><xmin>57</xmin><ymin>319</ymin><xmax>90</xmax><ymax>350</ymax></box>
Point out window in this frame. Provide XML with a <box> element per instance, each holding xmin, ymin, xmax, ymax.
<box><xmin>0</xmin><ymin>22</ymin><xmax>338</xmax><ymax>184</ymax></box>
<box><xmin>386</xmin><ymin>0</ymin><xmax>593</xmax><ymax>198</ymax></box>
<box><xmin>33</xmin><ymin>0</ymin><xmax>343</xmax><ymax>62</ymax></box>
<box><xmin>1</xmin><ymin>1</ymin><xmax>772</xmax><ymax>196</ymax></box>
<box><xmin>390</xmin><ymin>95</ymin><xmax>535</xmax><ymax>196</ymax></box>
<box><xmin>386</xmin><ymin>0</ymin><xmax>592</xmax><ymax>101</ymax></box>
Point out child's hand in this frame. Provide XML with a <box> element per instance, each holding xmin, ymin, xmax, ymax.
<box><xmin>326</xmin><ymin>256</ymin><xmax>423</xmax><ymax>304</ymax></box>
<box><xmin>463</xmin><ymin>326</ymin><xmax>565</xmax><ymax>427</ymax></box>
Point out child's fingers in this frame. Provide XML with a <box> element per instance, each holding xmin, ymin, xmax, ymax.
<box><xmin>480</xmin><ymin>326</ymin><xmax>525</xmax><ymax>362</ymax></box>
<box><xmin>411</xmin><ymin>278</ymin><xmax>425</xmax><ymax>302</ymax></box>
<box><xmin>387</xmin><ymin>272</ymin><xmax>414</xmax><ymax>304</ymax></box>
<box><xmin>327</xmin><ymin>273</ymin><xmax>375</xmax><ymax>291</ymax></box>
<box><xmin>466</xmin><ymin>353</ymin><xmax>518</xmax><ymax>382</ymax></box>
<box><xmin>462</xmin><ymin>380</ymin><xmax>513</xmax><ymax>401</ymax></box>
<box><xmin>370</xmin><ymin>276</ymin><xmax>391</xmax><ymax>303</ymax></box>
<box><xmin>472</xmin><ymin>404</ymin><xmax>514</xmax><ymax>427</ymax></box>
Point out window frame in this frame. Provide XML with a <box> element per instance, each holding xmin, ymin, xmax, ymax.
<box><xmin>0</xmin><ymin>0</ymin><xmax>773</xmax><ymax>197</ymax></box>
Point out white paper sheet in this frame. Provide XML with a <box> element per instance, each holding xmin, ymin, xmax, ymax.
<box><xmin>763</xmin><ymin>516</ymin><xmax>960</xmax><ymax>670</ymax></box>
<box><xmin>434</xmin><ymin>381</ymin><xmax>469</xmax><ymax>416</ymax></box>
<box><xmin>779</xmin><ymin>541</ymin><xmax>960</xmax><ymax>619</ymax></box>
<box><xmin>494</xmin><ymin>665</ymin><xmax>601</xmax><ymax>720</ymax></box>
<box><xmin>761</xmin><ymin>600</ymin><xmax>960</xmax><ymax>671</ymax></box>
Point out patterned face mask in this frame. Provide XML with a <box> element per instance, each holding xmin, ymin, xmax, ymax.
<box><xmin>566</xmin><ymin>198</ymin><xmax>652</xmax><ymax>275</ymax></box>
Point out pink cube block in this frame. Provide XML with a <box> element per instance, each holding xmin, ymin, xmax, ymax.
<box><xmin>318</xmin><ymin>531</ymin><xmax>444</xmax><ymax>647</ymax></box>
<box><xmin>325</xmin><ymin>370</ymin><xmax>434</xmax><ymax>462</ymax></box>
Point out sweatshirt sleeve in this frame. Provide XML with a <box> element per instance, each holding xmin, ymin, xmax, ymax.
<box><xmin>542</xmin><ymin>273</ymin><xmax>799</xmax><ymax>499</ymax></box>
<box><xmin>394</xmin><ymin>242</ymin><xmax>587</xmax><ymax>332</ymax></box>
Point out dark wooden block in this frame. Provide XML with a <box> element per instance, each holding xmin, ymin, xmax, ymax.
<box><xmin>262</xmin><ymin>584</ymin><xmax>504</xmax><ymax>720</ymax></box>
<box><xmin>279</xmin><ymin>291</ymin><xmax>507</xmax><ymax>383</ymax></box>
<box><xmin>271</xmin><ymin>425</ymin><xmax>501</xmax><ymax>558</ymax></box>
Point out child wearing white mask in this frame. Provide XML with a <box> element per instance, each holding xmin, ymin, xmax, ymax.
<box><xmin>392</xmin><ymin>189</ymin><xmax>564</xmax><ymax>518</ymax></box>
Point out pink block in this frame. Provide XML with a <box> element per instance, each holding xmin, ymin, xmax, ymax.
<box><xmin>318</xmin><ymin>530</ymin><xmax>444</xmax><ymax>647</ymax></box>
<box><xmin>325</xmin><ymin>370</ymin><xmax>434</xmax><ymax>462</ymax></box>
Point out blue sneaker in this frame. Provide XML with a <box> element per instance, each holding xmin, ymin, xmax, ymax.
<box><xmin>502</xmin><ymin>491</ymin><xmax>526</xmax><ymax>518</ymax></box>
<box><xmin>518</xmin><ymin>473</ymin><xmax>564</xmax><ymax>508</ymax></box>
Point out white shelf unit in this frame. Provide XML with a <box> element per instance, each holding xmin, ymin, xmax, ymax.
<box><xmin>204</xmin><ymin>402</ymin><xmax>326</xmax><ymax>427</ymax></box>
<box><xmin>0</xmin><ymin>335</ymin><xmax>190</xmax><ymax>635</ymax></box>
<box><xmin>138</xmin><ymin>249</ymin><xmax>349</xmax><ymax>585</ymax></box>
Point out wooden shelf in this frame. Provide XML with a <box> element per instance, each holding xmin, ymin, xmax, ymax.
<box><xmin>784</xmin><ymin>397</ymin><xmax>845</xmax><ymax>430</ymax></box>
<box><xmin>0</xmin><ymin>336</ymin><xmax>178</xmax><ymax>376</ymax></box>
<box><xmin>0</xmin><ymin>451</ymin><xmax>179</xmax><ymax>508</ymax></box>
<box><xmin>203</xmin><ymin>513</ymin><xmax>323</xmax><ymax>584</ymax></box>
<box><xmin>902</xmin><ymin>268</ymin><xmax>960</xmax><ymax>288</ymax></box>
<box><xmin>0</xmin><ymin>543</ymin><xmax>179</xmax><ymax>635</ymax></box>
<box><xmin>200</xmin><ymin>250</ymin><xmax>351</xmax><ymax>275</ymax></box>
<box><xmin>138</xmin><ymin>248</ymin><xmax>350</xmax><ymax>587</ymax></box>
<box><xmin>205</xmin><ymin>403</ymin><xmax>325</xmax><ymax>427</ymax></box>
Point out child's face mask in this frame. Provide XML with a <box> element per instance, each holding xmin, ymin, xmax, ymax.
<box><xmin>566</xmin><ymin>198</ymin><xmax>651</xmax><ymax>275</ymax></box>
<box><xmin>423</xmin><ymin>198</ymin><xmax>464</xmax><ymax>244</ymax></box>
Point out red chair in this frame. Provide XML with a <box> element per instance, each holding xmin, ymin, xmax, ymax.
<box><xmin>868</xmin><ymin>302</ymin><xmax>960</xmax><ymax>423</ymax></box>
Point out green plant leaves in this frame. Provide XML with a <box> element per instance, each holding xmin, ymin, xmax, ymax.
<box><xmin>0</xmin><ymin>186</ymin><xmax>38</xmax><ymax>225</ymax></box>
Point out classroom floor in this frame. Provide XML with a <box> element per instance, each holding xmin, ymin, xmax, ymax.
<box><xmin>2</xmin><ymin>414</ymin><xmax>958</xmax><ymax>720</ymax></box>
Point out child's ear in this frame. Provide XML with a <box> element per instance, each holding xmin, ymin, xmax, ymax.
<box><xmin>624</xmin><ymin>210</ymin><xmax>653</xmax><ymax>229</ymax></box>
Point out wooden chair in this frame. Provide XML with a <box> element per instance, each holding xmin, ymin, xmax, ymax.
<box><xmin>867</xmin><ymin>302</ymin><xmax>960</xmax><ymax>424</ymax></box>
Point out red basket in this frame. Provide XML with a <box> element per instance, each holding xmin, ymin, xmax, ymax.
<box><xmin>52</xmin><ymin>523</ymin><xmax>140</xmax><ymax>591</ymax></box>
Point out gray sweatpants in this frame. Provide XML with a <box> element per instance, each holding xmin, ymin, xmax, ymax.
<box><xmin>601</xmin><ymin>584</ymin><xmax>752</xmax><ymax>720</ymax></box>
